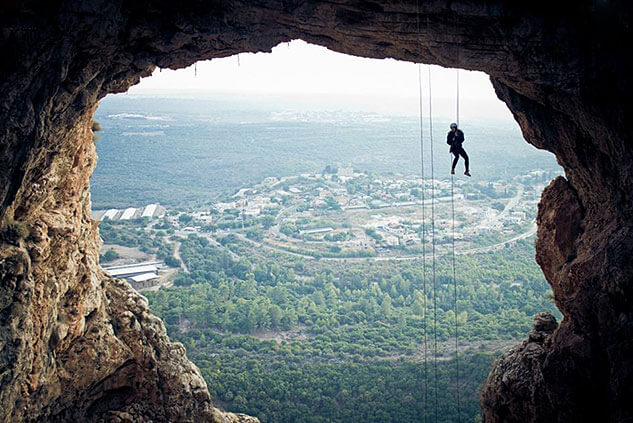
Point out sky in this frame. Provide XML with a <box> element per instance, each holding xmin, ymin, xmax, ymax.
<box><xmin>128</xmin><ymin>40</ymin><xmax>512</xmax><ymax>120</ymax></box>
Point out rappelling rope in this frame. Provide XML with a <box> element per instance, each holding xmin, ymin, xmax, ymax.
<box><xmin>415</xmin><ymin>1</ymin><xmax>429</xmax><ymax>422</ymax></box>
<box><xmin>451</xmin><ymin>68</ymin><xmax>462</xmax><ymax>423</ymax></box>
<box><xmin>427</xmin><ymin>64</ymin><xmax>440</xmax><ymax>423</ymax></box>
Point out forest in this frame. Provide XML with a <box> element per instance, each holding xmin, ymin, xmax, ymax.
<box><xmin>145</xmin><ymin>234</ymin><xmax>558</xmax><ymax>422</ymax></box>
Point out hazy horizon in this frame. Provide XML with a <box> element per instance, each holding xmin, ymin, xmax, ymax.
<box><xmin>124</xmin><ymin>40</ymin><xmax>512</xmax><ymax>120</ymax></box>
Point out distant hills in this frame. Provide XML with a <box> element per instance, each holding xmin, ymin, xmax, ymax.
<box><xmin>91</xmin><ymin>94</ymin><xmax>561</xmax><ymax>209</ymax></box>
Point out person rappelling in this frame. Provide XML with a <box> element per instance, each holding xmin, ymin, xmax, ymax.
<box><xmin>447</xmin><ymin>123</ymin><xmax>470</xmax><ymax>177</ymax></box>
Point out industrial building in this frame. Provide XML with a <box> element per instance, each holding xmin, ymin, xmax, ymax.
<box><xmin>92</xmin><ymin>203</ymin><xmax>166</xmax><ymax>221</ymax></box>
<box><xmin>102</xmin><ymin>261</ymin><xmax>165</xmax><ymax>290</ymax></box>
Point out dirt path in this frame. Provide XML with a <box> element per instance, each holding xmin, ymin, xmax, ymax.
<box><xmin>173</xmin><ymin>241</ymin><xmax>189</xmax><ymax>273</ymax></box>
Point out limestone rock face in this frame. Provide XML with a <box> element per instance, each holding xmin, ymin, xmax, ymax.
<box><xmin>0</xmin><ymin>107</ymin><xmax>257</xmax><ymax>422</ymax></box>
<box><xmin>481</xmin><ymin>313</ymin><xmax>558</xmax><ymax>423</ymax></box>
<box><xmin>1</xmin><ymin>1</ymin><xmax>632</xmax><ymax>422</ymax></box>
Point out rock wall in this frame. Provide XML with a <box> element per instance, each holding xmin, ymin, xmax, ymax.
<box><xmin>1</xmin><ymin>1</ymin><xmax>632</xmax><ymax>421</ymax></box>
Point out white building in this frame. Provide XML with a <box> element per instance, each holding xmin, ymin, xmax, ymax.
<box><xmin>142</xmin><ymin>204</ymin><xmax>158</xmax><ymax>218</ymax></box>
<box><xmin>338</xmin><ymin>166</ymin><xmax>354</xmax><ymax>177</ymax></box>
<box><xmin>120</xmin><ymin>207</ymin><xmax>137</xmax><ymax>220</ymax></box>
<box><xmin>93</xmin><ymin>204</ymin><xmax>165</xmax><ymax>221</ymax></box>
<box><xmin>131</xmin><ymin>272</ymin><xmax>159</xmax><ymax>284</ymax></box>
<box><xmin>102</xmin><ymin>209</ymin><xmax>119</xmax><ymax>220</ymax></box>
<box><xmin>299</xmin><ymin>227</ymin><xmax>334</xmax><ymax>235</ymax></box>
<box><xmin>105</xmin><ymin>263</ymin><xmax>159</xmax><ymax>278</ymax></box>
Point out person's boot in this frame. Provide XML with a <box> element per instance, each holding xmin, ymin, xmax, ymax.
<box><xmin>451</xmin><ymin>168</ymin><xmax>455</xmax><ymax>175</ymax></box>
<box><xmin>464</xmin><ymin>170</ymin><xmax>471</xmax><ymax>177</ymax></box>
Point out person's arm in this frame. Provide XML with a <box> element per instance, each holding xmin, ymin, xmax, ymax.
<box><xmin>457</xmin><ymin>130</ymin><xmax>465</xmax><ymax>143</ymax></box>
<box><xmin>447</xmin><ymin>132</ymin><xmax>452</xmax><ymax>145</ymax></box>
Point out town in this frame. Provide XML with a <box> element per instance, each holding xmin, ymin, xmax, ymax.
<box><xmin>96</xmin><ymin>167</ymin><xmax>556</xmax><ymax>289</ymax></box>
<box><xmin>183</xmin><ymin>166</ymin><xmax>549</xmax><ymax>257</ymax></box>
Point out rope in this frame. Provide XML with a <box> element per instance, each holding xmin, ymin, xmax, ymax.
<box><xmin>418</xmin><ymin>62</ymin><xmax>430</xmax><ymax>423</ymax></box>
<box><xmin>417</xmin><ymin>9</ymin><xmax>461</xmax><ymax>423</ymax></box>
<box><xmin>452</xmin><ymin>68</ymin><xmax>462</xmax><ymax>423</ymax></box>
<box><xmin>427</xmin><ymin>64</ymin><xmax>440</xmax><ymax>423</ymax></box>
<box><xmin>450</xmin><ymin>164</ymin><xmax>461</xmax><ymax>422</ymax></box>
<box><xmin>456</xmin><ymin>69</ymin><xmax>460</xmax><ymax>127</ymax></box>
<box><xmin>415</xmin><ymin>2</ymin><xmax>429</xmax><ymax>422</ymax></box>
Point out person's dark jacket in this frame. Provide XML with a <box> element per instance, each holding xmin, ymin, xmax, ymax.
<box><xmin>447</xmin><ymin>129</ymin><xmax>465</xmax><ymax>153</ymax></box>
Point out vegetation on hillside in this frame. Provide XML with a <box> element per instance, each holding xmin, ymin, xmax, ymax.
<box><xmin>145</xmin><ymin>234</ymin><xmax>557</xmax><ymax>422</ymax></box>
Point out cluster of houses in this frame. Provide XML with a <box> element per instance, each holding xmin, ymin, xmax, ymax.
<box><xmin>209</xmin><ymin>170</ymin><xmax>466</xmax><ymax>219</ymax></box>
<box><xmin>212</xmin><ymin>198</ymin><xmax>272</xmax><ymax>217</ymax></box>
<box><xmin>159</xmin><ymin>169</ymin><xmax>542</xmax><ymax>255</ymax></box>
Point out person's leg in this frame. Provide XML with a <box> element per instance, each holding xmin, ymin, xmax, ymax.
<box><xmin>452</xmin><ymin>152</ymin><xmax>459</xmax><ymax>173</ymax></box>
<box><xmin>461</xmin><ymin>149</ymin><xmax>470</xmax><ymax>172</ymax></box>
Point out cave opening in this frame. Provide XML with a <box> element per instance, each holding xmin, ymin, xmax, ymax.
<box><xmin>2</xmin><ymin>2</ymin><xmax>630</xmax><ymax>422</ymax></box>
<box><xmin>90</xmin><ymin>40</ymin><xmax>562</xmax><ymax>422</ymax></box>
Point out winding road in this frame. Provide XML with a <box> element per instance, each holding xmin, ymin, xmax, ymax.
<box><xmin>181</xmin><ymin>184</ymin><xmax>535</xmax><ymax>263</ymax></box>
<box><xmin>217</xmin><ymin>222</ymin><xmax>537</xmax><ymax>263</ymax></box>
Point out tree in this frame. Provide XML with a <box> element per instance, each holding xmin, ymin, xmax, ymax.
<box><xmin>323</xmin><ymin>165</ymin><xmax>337</xmax><ymax>174</ymax></box>
<box><xmin>381</xmin><ymin>294</ymin><xmax>392</xmax><ymax>317</ymax></box>
<box><xmin>164</xmin><ymin>255</ymin><xmax>181</xmax><ymax>268</ymax></box>
<box><xmin>313</xmin><ymin>291</ymin><xmax>326</xmax><ymax>306</ymax></box>
<box><xmin>280</xmin><ymin>223</ymin><xmax>297</xmax><ymax>236</ymax></box>
<box><xmin>261</xmin><ymin>215</ymin><xmax>275</xmax><ymax>229</ymax></box>
<box><xmin>101</xmin><ymin>248</ymin><xmax>120</xmax><ymax>263</ymax></box>
<box><xmin>325</xmin><ymin>196</ymin><xmax>341</xmax><ymax>210</ymax></box>
<box><xmin>411</xmin><ymin>300</ymin><xmax>424</xmax><ymax>316</ymax></box>
<box><xmin>179</xmin><ymin>214</ymin><xmax>194</xmax><ymax>224</ymax></box>
<box><xmin>269</xmin><ymin>305</ymin><xmax>283</xmax><ymax>328</ymax></box>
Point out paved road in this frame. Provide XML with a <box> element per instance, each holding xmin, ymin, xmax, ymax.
<box><xmin>477</xmin><ymin>185</ymin><xmax>524</xmax><ymax>230</ymax></box>
<box><xmin>456</xmin><ymin>222</ymin><xmax>536</xmax><ymax>256</ymax></box>
<box><xmin>220</xmin><ymin>222</ymin><xmax>538</xmax><ymax>263</ymax></box>
<box><xmin>175</xmin><ymin>229</ymin><xmax>240</xmax><ymax>261</ymax></box>
<box><xmin>179</xmin><ymin>183</ymin><xmax>535</xmax><ymax>264</ymax></box>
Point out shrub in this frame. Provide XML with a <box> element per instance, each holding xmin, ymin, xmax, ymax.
<box><xmin>92</xmin><ymin>120</ymin><xmax>102</xmax><ymax>142</ymax></box>
<box><xmin>101</xmin><ymin>248</ymin><xmax>120</xmax><ymax>262</ymax></box>
<box><xmin>164</xmin><ymin>255</ymin><xmax>181</xmax><ymax>268</ymax></box>
<box><xmin>1</xmin><ymin>217</ymin><xmax>30</xmax><ymax>245</ymax></box>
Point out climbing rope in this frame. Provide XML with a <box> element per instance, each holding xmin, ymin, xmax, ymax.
<box><xmin>456</xmin><ymin>69</ymin><xmax>460</xmax><ymax>127</ymax></box>
<box><xmin>418</xmin><ymin>62</ymin><xmax>430</xmax><ymax>423</ymax></box>
<box><xmin>417</xmin><ymin>7</ymin><xmax>461</xmax><ymax>423</ymax></box>
<box><xmin>451</xmin><ymin>68</ymin><xmax>462</xmax><ymax>423</ymax></box>
<box><xmin>427</xmin><ymin>64</ymin><xmax>440</xmax><ymax>423</ymax></box>
<box><xmin>415</xmin><ymin>2</ymin><xmax>429</xmax><ymax>421</ymax></box>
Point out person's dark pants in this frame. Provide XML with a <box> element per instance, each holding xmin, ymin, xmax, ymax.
<box><xmin>451</xmin><ymin>147</ymin><xmax>469</xmax><ymax>172</ymax></box>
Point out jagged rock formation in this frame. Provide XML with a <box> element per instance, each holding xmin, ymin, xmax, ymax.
<box><xmin>1</xmin><ymin>1</ymin><xmax>632</xmax><ymax>422</ymax></box>
<box><xmin>0</xmin><ymin>106</ymin><xmax>257</xmax><ymax>422</ymax></box>
<box><xmin>481</xmin><ymin>312</ymin><xmax>559</xmax><ymax>422</ymax></box>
